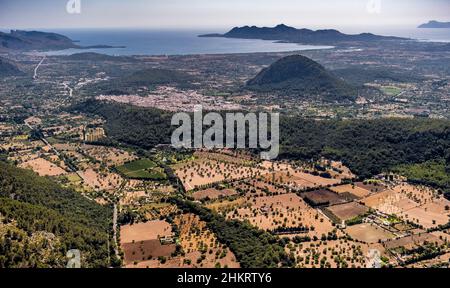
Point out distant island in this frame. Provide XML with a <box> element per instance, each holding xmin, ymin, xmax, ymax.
<box><xmin>0</xmin><ymin>30</ymin><xmax>124</xmax><ymax>52</ymax></box>
<box><xmin>200</xmin><ymin>24</ymin><xmax>408</xmax><ymax>44</ymax></box>
<box><xmin>418</xmin><ymin>21</ymin><xmax>450</xmax><ymax>28</ymax></box>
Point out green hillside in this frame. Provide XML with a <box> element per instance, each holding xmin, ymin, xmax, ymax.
<box><xmin>0</xmin><ymin>162</ymin><xmax>113</xmax><ymax>268</ymax></box>
<box><xmin>279</xmin><ymin>118</ymin><xmax>450</xmax><ymax>182</ymax></box>
<box><xmin>0</xmin><ymin>57</ymin><xmax>24</xmax><ymax>77</ymax></box>
<box><xmin>247</xmin><ymin>55</ymin><xmax>356</xmax><ymax>101</ymax></box>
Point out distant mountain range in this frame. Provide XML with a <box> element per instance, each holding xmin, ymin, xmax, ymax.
<box><xmin>418</xmin><ymin>21</ymin><xmax>450</xmax><ymax>28</ymax></box>
<box><xmin>247</xmin><ymin>55</ymin><xmax>356</xmax><ymax>102</ymax></box>
<box><xmin>0</xmin><ymin>30</ymin><xmax>123</xmax><ymax>51</ymax></box>
<box><xmin>200</xmin><ymin>24</ymin><xmax>408</xmax><ymax>44</ymax></box>
<box><xmin>0</xmin><ymin>57</ymin><xmax>24</xmax><ymax>77</ymax></box>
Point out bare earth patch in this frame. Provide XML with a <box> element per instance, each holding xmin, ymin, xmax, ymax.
<box><xmin>345</xmin><ymin>223</ymin><xmax>395</xmax><ymax>244</ymax></box>
<box><xmin>330</xmin><ymin>184</ymin><xmax>371</xmax><ymax>199</ymax></box>
<box><xmin>192</xmin><ymin>188</ymin><xmax>238</xmax><ymax>201</ymax></box>
<box><xmin>19</xmin><ymin>158</ymin><xmax>66</xmax><ymax>176</ymax></box>
<box><xmin>326</xmin><ymin>202</ymin><xmax>370</xmax><ymax>222</ymax></box>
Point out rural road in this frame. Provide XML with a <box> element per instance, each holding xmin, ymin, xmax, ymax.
<box><xmin>62</xmin><ymin>82</ymin><xmax>73</xmax><ymax>97</ymax></box>
<box><xmin>33</xmin><ymin>55</ymin><xmax>46</xmax><ymax>79</ymax></box>
<box><xmin>25</xmin><ymin>122</ymin><xmax>86</xmax><ymax>186</ymax></box>
<box><xmin>112</xmin><ymin>204</ymin><xmax>120</xmax><ymax>258</ymax></box>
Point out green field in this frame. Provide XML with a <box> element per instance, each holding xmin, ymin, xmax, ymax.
<box><xmin>117</xmin><ymin>159</ymin><xmax>167</xmax><ymax>180</ymax></box>
<box><xmin>380</xmin><ymin>86</ymin><xmax>402</xmax><ymax>96</ymax></box>
<box><xmin>66</xmin><ymin>173</ymin><xmax>82</xmax><ymax>183</ymax></box>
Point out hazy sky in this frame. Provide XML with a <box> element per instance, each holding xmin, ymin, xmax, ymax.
<box><xmin>1</xmin><ymin>0</ymin><xmax>449</xmax><ymax>31</ymax></box>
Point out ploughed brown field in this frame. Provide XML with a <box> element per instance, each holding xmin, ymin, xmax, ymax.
<box><xmin>325</xmin><ymin>202</ymin><xmax>370</xmax><ymax>222</ymax></box>
<box><xmin>356</xmin><ymin>182</ymin><xmax>386</xmax><ymax>193</ymax></box>
<box><xmin>122</xmin><ymin>240</ymin><xmax>176</xmax><ymax>264</ymax></box>
<box><xmin>301</xmin><ymin>189</ymin><xmax>348</xmax><ymax>207</ymax></box>
<box><xmin>120</xmin><ymin>220</ymin><xmax>175</xmax><ymax>266</ymax></box>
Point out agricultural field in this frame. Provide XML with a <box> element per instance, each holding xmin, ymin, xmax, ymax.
<box><xmin>384</xmin><ymin>233</ymin><xmax>448</xmax><ymax>266</ymax></box>
<box><xmin>231</xmin><ymin>178</ymin><xmax>290</xmax><ymax>197</ymax></box>
<box><xmin>206</xmin><ymin>198</ymin><xmax>247</xmax><ymax>212</ymax></box>
<box><xmin>172</xmin><ymin>157</ymin><xmax>269</xmax><ymax>191</ymax></box>
<box><xmin>300</xmin><ymin>189</ymin><xmax>349</xmax><ymax>207</ymax></box>
<box><xmin>380</xmin><ymin>86</ymin><xmax>403</xmax><ymax>96</ymax></box>
<box><xmin>406</xmin><ymin>252</ymin><xmax>450</xmax><ymax>268</ymax></box>
<box><xmin>79</xmin><ymin>167</ymin><xmax>124</xmax><ymax>191</ymax></box>
<box><xmin>66</xmin><ymin>173</ymin><xmax>83</xmax><ymax>183</ymax></box>
<box><xmin>117</xmin><ymin>159</ymin><xmax>167</xmax><ymax>180</ymax></box>
<box><xmin>361</xmin><ymin>184</ymin><xmax>450</xmax><ymax>229</ymax></box>
<box><xmin>345</xmin><ymin>223</ymin><xmax>396</xmax><ymax>244</ymax></box>
<box><xmin>18</xmin><ymin>157</ymin><xmax>67</xmax><ymax>177</ymax></box>
<box><xmin>361</xmin><ymin>190</ymin><xmax>396</xmax><ymax>209</ymax></box>
<box><xmin>172</xmin><ymin>154</ymin><xmax>344</xmax><ymax>192</ymax></box>
<box><xmin>356</xmin><ymin>181</ymin><xmax>386</xmax><ymax>193</ymax></box>
<box><xmin>82</xmin><ymin>145</ymin><xmax>137</xmax><ymax>167</ymax></box>
<box><xmin>192</xmin><ymin>188</ymin><xmax>238</xmax><ymax>201</ymax></box>
<box><xmin>138</xmin><ymin>203</ymin><xmax>179</xmax><ymax>221</ymax></box>
<box><xmin>398</xmin><ymin>207</ymin><xmax>449</xmax><ymax>229</ymax></box>
<box><xmin>391</xmin><ymin>183</ymin><xmax>437</xmax><ymax>206</ymax></box>
<box><xmin>225</xmin><ymin>193</ymin><xmax>337</xmax><ymax>239</ymax></box>
<box><xmin>325</xmin><ymin>202</ymin><xmax>370</xmax><ymax>223</ymax></box>
<box><xmin>330</xmin><ymin>184</ymin><xmax>372</xmax><ymax>199</ymax></box>
<box><xmin>261</xmin><ymin>170</ymin><xmax>340</xmax><ymax>190</ymax></box>
<box><xmin>194</xmin><ymin>151</ymin><xmax>255</xmax><ymax>165</ymax></box>
<box><xmin>130</xmin><ymin>214</ymin><xmax>240</xmax><ymax>268</ymax></box>
<box><xmin>285</xmin><ymin>239</ymin><xmax>383</xmax><ymax>268</ymax></box>
<box><xmin>121</xmin><ymin>220</ymin><xmax>176</xmax><ymax>267</ymax></box>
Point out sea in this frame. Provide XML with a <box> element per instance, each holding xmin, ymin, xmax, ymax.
<box><xmin>42</xmin><ymin>29</ymin><xmax>332</xmax><ymax>56</ymax></box>
<box><xmin>29</xmin><ymin>27</ymin><xmax>450</xmax><ymax>56</ymax></box>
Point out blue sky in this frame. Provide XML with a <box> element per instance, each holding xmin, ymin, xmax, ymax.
<box><xmin>1</xmin><ymin>0</ymin><xmax>449</xmax><ymax>30</ymax></box>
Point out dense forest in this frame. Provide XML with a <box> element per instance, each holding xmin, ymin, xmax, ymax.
<box><xmin>0</xmin><ymin>162</ymin><xmax>113</xmax><ymax>268</ymax></box>
<box><xmin>72</xmin><ymin>100</ymin><xmax>450</xmax><ymax>191</ymax></box>
<box><xmin>279</xmin><ymin>118</ymin><xmax>450</xmax><ymax>184</ymax></box>
<box><xmin>71</xmin><ymin>99</ymin><xmax>174</xmax><ymax>149</ymax></box>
